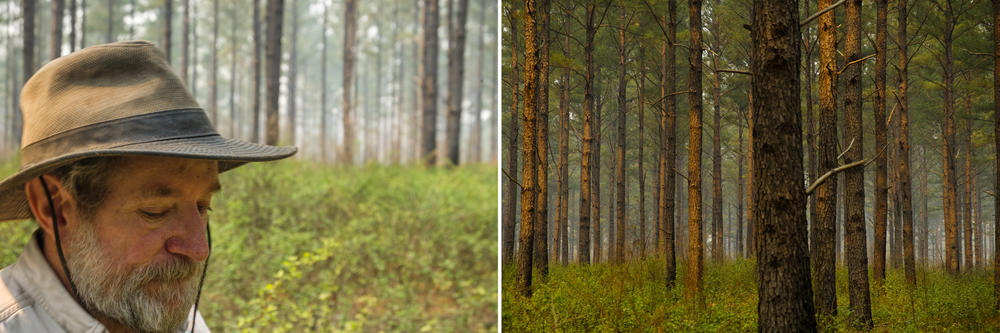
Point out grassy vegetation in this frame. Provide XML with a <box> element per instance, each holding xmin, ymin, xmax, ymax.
<box><xmin>503</xmin><ymin>257</ymin><xmax>1000</xmax><ymax>332</ymax></box>
<box><xmin>0</xmin><ymin>160</ymin><xmax>498</xmax><ymax>332</ymax></box>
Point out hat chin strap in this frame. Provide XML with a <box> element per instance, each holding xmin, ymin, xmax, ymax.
<box><xmin>37</xmin><ymin>176</ymin><xmax>211</xmax><ymax>333</ymax></box>
<box><xmin>38</xmin><ymin>176</ymin><xmax>87</xmax><ymax>311</ymax></box>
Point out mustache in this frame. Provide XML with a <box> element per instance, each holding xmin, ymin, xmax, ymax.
<box><xmin>127</xmin><ymin>256</ymin><xmax>203</xmax><ymax>285</ymax></box>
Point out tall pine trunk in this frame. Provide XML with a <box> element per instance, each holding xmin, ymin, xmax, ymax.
<box><xmin>445</xmin><ymin>0</ymin><xmax>469</xmax><ymax>165</ymax></box>
<box><xmin>516</xmin><ymin>0</ymin><xmax>540</xmax><ymax>297</ymax></box>
<box><xmin>940</xmin><ymin>0</ymin><xmax>961</xmax><ymax>274</ymax></box>
<box><xmin>210</xmin><ymin>0</ymin><xmax>218</xmax><ymax>124</ymax></box>
<box><xmin>420</xmin><ymin>0</ymin><xmax>439</xmax><ymax>164</ymax></box>
<box><xmin>252</xmin><ymin>0</ymin><xmax>262</xmax><ymax>143</ymax></box>
<box><xmin>502</xmin><ymin>10</ymin><xmax>520</xmax><ymax>266</ymax></box>
<box><xmin>873</xmin><ymin>0</ymin><xmax>888</xmax><ymax>284</ymax></box>
<box><xmin>844</xmin><ymin>0</ymin><xmax>873</xmax><ymax>327</ymax></box>
<box><xmin>659</xmin><ymin>1</ymin><xmax>678</xmax><ymax>286</ymax></box>
<box><xmin>710</xmin><ymin>0</ymin><xmax>722</xmax><ymax>263</ymax></box>
<box><xmin>558</xmin><ymin>10</ymin><xmax>570</xmax><ymax>265</ymax></box>
<box><xmin>686</xmin><ymin>0</ymin><xmax>704</xmax><ymax>298</ymax></box>
<box><xmin>614</xmin><ymin>4</ymin><xmax>626</xmax><ymax>264</ymax></box>
<box><xmin>898</xmin><ymin>0</ymin><xmax>915</xmax><ymax>284</ymax></box>
<box><xmin>343</xmin><ymin>0</ymin><xmax>357</xmax><ymax>163</ymax></box>
<box><xmin>50</xmin><ymin>0</ymin><xmax>62</xmax><ymax>60</ymax></box>
<box><xmin>182</xmin><ymin>0</ymin><xmax>189</xmax><ymax>83</ymax></box>
<box><xmin>813</xmin><ymin>0</ymin><xmax>839</xmax><ymax>317</ymax></box>
<box><xmin>286</xmin><ymin>0</ymin><xmax>298</xmax><ymax>144</ymax></box>
<box><xmin>163</xmin><ymin>0</ymin><xmax>172</xmax><ymax>62</ymax></box>
<box><xmin>751</xmin><ymin>0</ymin><xmax>816</xmax><ymax>330</ymax></box>
<box><xmin>532</xmin><ymin>0</ymin><xmax>549</xmax><ymax>278</ymax></box>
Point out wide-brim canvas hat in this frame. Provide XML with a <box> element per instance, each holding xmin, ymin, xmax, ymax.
<box><xmin>0</xmin><ymin>40</ymin><xmax>296</xmax><ymax>222</ymax></box>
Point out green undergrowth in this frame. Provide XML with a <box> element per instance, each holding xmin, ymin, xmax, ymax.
<box><xmin>503</xmin><ymin>257</ymin><xmax>1000</xmax><ymax>332</ymax></box>
<box><xmin>0</xmin><ymin>159</ymin><xmax>498</xmax><ymax>332</ymax></box>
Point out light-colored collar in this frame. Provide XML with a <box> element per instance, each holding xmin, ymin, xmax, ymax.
<box><xmin>12</xmin><ymin>229</ymin><xmax>104</xmax><ymax>332</ymax></box>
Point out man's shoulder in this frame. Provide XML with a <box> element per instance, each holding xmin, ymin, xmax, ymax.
<box><xmin>0</xmin><ymin>263</ymin><xmax>31</xmax><ymax>323</ymax></box>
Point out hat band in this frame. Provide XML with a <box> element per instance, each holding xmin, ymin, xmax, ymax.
<box><xmin>20</xmin><ymin>109</ymin><xmax>219</xmax><ymax>168</ymax></box>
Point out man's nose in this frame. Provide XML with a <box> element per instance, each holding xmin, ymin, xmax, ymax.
<box><xmin>164</xmin><ymin>204</ymin><xmax>210</xmax><ymax>262</ymax></box>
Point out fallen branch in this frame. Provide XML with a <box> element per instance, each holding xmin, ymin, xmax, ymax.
<box><xmin>838</xmin><ymin>138</ymin><xmax>855</xmax><ymax>161</ymax></box>
<box><xmin>673</xmin><ymin>167</ymin><xmax>689</xmax><ymax>182</ymax></box>
<box><xmin>807</xmin><ymin>144</ymin><xmax>888</xmax><ymax>195</ymax></box>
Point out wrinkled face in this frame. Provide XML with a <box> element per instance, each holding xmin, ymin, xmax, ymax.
<box><xmin>65</xmin><ymin>156</ymin><xmax>218</xmax><ymax>333</ymax></box>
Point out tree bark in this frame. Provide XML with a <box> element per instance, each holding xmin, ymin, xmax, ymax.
<box><xmin>264</xmin><ymin>0</ymin><xmax>283</xmax><ymax>146</ymax></box>
<box><xmin>420</xmin><ymin>0</ymin><xmax>439</xmax><ymax>164</ymax></box>
<box><xmin>50</xmin><ymin>0</ymin><xmax>63</xmax><ymax>60</ymax></box>
<box><xmin>710</xmin><ymin>0</ymin><xmax>722</xmax><ymax>263</ymax></box>
<box><xmin>516</xmin><ymin>0</ymin><xmax>540</xmax><ymax>298</ymax></box>
<box><xmin>615</xmin><ymin>3</ymin><xmax>627</xmax><ymax>264</ymax></box>
<box><xmin>252</xmin><ymin>0</ymin><xmax>262</xmax><ymax>143</ymax></box>
<box><xmin>106</xmin><ymin>0</ymin><xmax>113</xmax><ymax>43</ymax></box>
<box><xmin>593</xmin><ymin>81</ymin><xmax>602</xmax><ymax>263</ymax></box>
<box><xmin>468</xmin><ymin>0</ymin><xmax>483</xmax><ymax>162</ymax></box>
<box><xmin>445</xmin><ymin>0</ymin><xmax>469</xmax><ymax>165</ymax></box>
<box><xmin>343</xmin><ymin>0</ymin><xmax>357</xmax><ymax>162</ymax></box>
<box><xmin>210</xmin><ymin>0</ymin><xmax>218</xmax><ymax>124</ymax></box>
<box><xmin>751</xmin><ymin>0</ymin><xmax>816</xmax><ymax>330</ymax></box>
<box><xmin>319</xmin><ymin>1</ymin><xmax>327</xmax><ymax>158</ymax></box>
<box><xmin>163</xmin><ymin>0</ymin><xmax>172</xmax><ymax>63</ymax></box>
<box><xmin>686</xmin><ymin>0</ymin><xmax>704</xmax><ymax>298</ymax></box>
<box><xmin>939</xmin><ymin>0</ymin><xmax>960</xmax><ymax>274</ymax></box>
<box><xmin>659</xmin><ymin>0</ymin><xmax>678</xmax><ymax>286</ymax></box>
<box><xmin>638</xmin><ymin>46</ymin><xmax>647</xmax><ymax>259</ymax></box>
<box><xmin>286</xmin><ymin>0</ymin><xmax>298</xmax><ymax>144</ymax></box>
<box><xmin>898</xmin><ymin>0</ymin><xmax>915</xmax><ymax>285</ymax></box>
<box><xmin>557</xmin><ymin>10</ymin><xmax>570</xmax><ymax>265</ymax></box>
<box><xmin>228</xmin><ymin>4</ymin><xmax>237</xmax><ymax>137</ymax></box>
<box><xmin>872</xmin><ymin>0</ymin><xmax>888</xmax><ymax>285</ymax></box>
<box><xmin>182</xmin><ymin>0</ymin><xmax>189</xmax><ymax>84</ymax></box>
<box><xmin>68</xmin><ymin>0</ymin><xmax>75</xmax><ymax>51</ymax></box>
<box><xmin>994</xmin><ymin>0</ymin><xmax>1000</xmax><ymax>302</ymax></box>
<box><xmin>503</xmin><ymin>10</ymin><xmax>520</xmax><ymax>266</ymax></box>
<box><xmin>964</xmin><ymin>112</ymin><xmax>974</xmax><ymax>271</ymax></box>
<box><xmin>532</xmin><ymin>0</ymin><xmax>549</xmax><ymax>279</ymax></box>
<box><xmin>844</xmin><ymin>0</ymin><xmax>873</xmax><ymax>327</ymax></box>
<box><xmin>813</xmin><ymin>0</ymin><xmax>839</xmax><ymax>317</ymax></box>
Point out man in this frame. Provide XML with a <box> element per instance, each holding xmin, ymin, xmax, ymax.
<box><xmin>0</xmin><ymin>41</ymin><xmax>296</xmax><ymax>332</ymax></box>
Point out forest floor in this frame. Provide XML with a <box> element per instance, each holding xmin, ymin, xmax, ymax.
<box><xmin>0</xmin><ymin>159</ymin><xmax>499</xmax><ymax>332</ymax></box>
<box><xmin>502</xmin><ymin>256</ymin><xmax>1000</xmax><ymax>332</ymax></box>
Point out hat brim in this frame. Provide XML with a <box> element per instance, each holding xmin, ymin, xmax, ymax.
<box><xmin>0</xmin><ymin>135</ymin><xmax>296</xmax><ymax>222</ymax></box>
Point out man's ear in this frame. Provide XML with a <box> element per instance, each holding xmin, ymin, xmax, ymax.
<box><xmin>24</xmin><ymin>174</ymin><xmax>79</xmax><ymax>239</ymax></box>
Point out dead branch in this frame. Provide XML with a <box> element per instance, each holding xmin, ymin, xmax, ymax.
<box><xmin>716</xmin><ymin>69</ymin><xmax>753</xmax><ymax>75</ymax></box>
<box><xmin>837</xmin><ymin>53</ymin><xmax>877</xmax><ymax>75</ymax></box>
<box><xmin>807</xmin><ymin>144</ymin><xmax>888</xmax><ymax>195</ymax></box>
<box><xmin>801</xmin><ymin>0</ymin><xmax>847</xmax><ymax>27</ymax></box>
<box><xmin>838</xmin><ymin>138</ymin><xmax>855</xmax><ymax>161</ymax></box>
<box><xmin>503</xmin><ymin>169</ymin><xmax>524</xmax><ymax>190</ymax></box>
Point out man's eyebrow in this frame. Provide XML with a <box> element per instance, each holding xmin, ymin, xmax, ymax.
<box><xmin>142</xmin><ymin>181</ymin><xmax>222</xmax><ymax>197</ymax></box>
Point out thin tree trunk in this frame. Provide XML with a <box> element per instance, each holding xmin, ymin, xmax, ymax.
<box><xmin>804</xmin><ymin>0</ymin><xmax>816</xmax><ymax>262</ymax></box>
<box><xmin>940</xmin><ymin>0</ymin><xmax>960</xmax><ymax>274</ymax></box>
<box><xmin>210</xmin><ymin>0</ymin><xmax>218</xmax><ymax>124</ymax></box>
<box><xmin>503</xmin><ymin>10</ymin><xmax>520</xmax><ymax>266</ymax></box>
<box><xmin>445</xmin><ymin>0</ymin><xmax>469</xmax><ymax>165</ymax></box>
<box><xmin>578</xmin><ymin>1</ymin><xmax>600</xmax><ymax>265</ymax></box>
<box><xmin>898</xmin><ymin>0</ymin><xmax>915</xmax><ymax>284</ymax></box>
<box><xmin>229</xmin><ymin>2</ymin><xmax>237</xmax><ymax>137</ymax></box>
<box><xmin>844</xmin><ymin>0</ymin><xmax>873</xmax><ymax>327</ymax></box>
<box><xmin>264</xmin><ymin>0</ymin><xmax>283</xmax><ymax>145</ymax></box>
<box><xmin>22</xmin><ymin>0</ymin><xmax>34</xmax><ymax>91</ymax></box>
<box><xmin>751</xmin><ymin>0</ymin><xmax>816</xmax><ymax>330</ymax></box>
<box><xmin>593</xmin><ymin>83</ymin><xmax>602</xmax><ymax>263</ymax></box>
<box><xmin>873</xmin><ymin>0</ymin><xmax>888</xmax><ymax>285</ymax></box>
<box><xmin>343</xmin><ymin>0</ymin><xmax>357</xmax><ymax>162</ymax></box>
<box><xmin>163</xmin><ymin>0</ymin><xmax>171</xmax><ymax>62</ymax></box>
<box><xmin>469</xmin><ymin>1</ymin><xmax>484</xmax><ymax>163</ymax></box>
<box><xmin>182</xmin><ymin>0</ymin><xmax>189</xmax><ymax>83</ymax></box>
<box><xmin>420</xmin><ymin>0</ymin><xmax>439</xmax><ymax>164</ymax></box>
<box><xmin>993</xmin><ymin>0</ymin><xmax>1000</xmax><ymax>308</ymax></box>
<box><xmin>80</xmin><ymin>0</ymin><xmax>85</xmax><ymax>47</ymax></box>
<box><xmin>252</xmin><ymin>0</ymin><xmax>262</xmax><ymax>143</ymax></box>
<box><xmin>638</xmin><ymin>46</ymin><xmax>646</xmax><ymax>259</ymax></box>
<box><xmin>532</xmin><ymin>0</ymin><xmax>549</xmax><ymax>278</ymax></box>
<box><xmin>964</xmin><ymin>112</ymin><xmax>974</xmax><ymax>271</ymax></box>
<box><xmin>50</xmin><ymin>0</ymin><xmax>62</xmax><ymax>60</ymax></box>
<box><xmin>286</xmin><ymin>0</ymin><xmax>298</xmax><ymax>145</ymax></box>
<box><xmin>660</xmin><ymin>0</ymin><xmax>678</xmax><ymax>285</ymax></box>
<box><xmin>516</xmin><ymin>0</ymin><xmax>540</xmax><ymax>298</ymax></box>
<box><xmin>710</xmin><ymin>0</ymin><xmax>722</xmax><ymax>263</ymax></box>
<box><xmin>558</xmin><ymin>9</ymin><xmax>570</xmax><ymax>265</ymax></box>
<box><xmin>686</xmin><ymin>0</ymin><xmax>704</xmax><ymax>298</ymax></box>
<box><xmin>614</xmin><ymin>3</ymin><xmax>626</xmax><ymax>264</ymax></box>
<box><xmin>319</xmin><ymin>1</ymin><xmax>327</xmax><ymax>159</ymax></box>
<box><xmin>106</xmin><ymin>0</ymin><xmax>113</xmax><ymax>43</ymax></box>
<box><xmin>68</xmin><ymin>0</ymin><xmax>75</xmax><ymax>51</ymax></box>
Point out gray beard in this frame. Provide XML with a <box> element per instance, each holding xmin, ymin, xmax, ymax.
<box><xmin>65</xmin><ymin>222</ymin><xmax>203</xmax><ymax>333</ymax></box>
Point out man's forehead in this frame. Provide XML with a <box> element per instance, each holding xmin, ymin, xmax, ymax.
<box><xmin>115</xmin><ymin>156</ymin><xmax>221</xmax><ymax>196</ymax></box>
